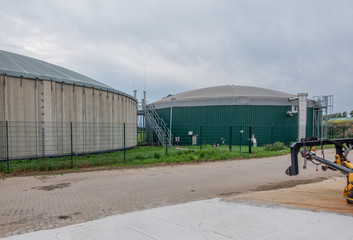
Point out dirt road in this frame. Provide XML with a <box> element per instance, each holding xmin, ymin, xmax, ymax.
<box><xmin>0</xmin><ymin>151</ymin><xmax>342</xmax><ymax>237</ymax></box>
<box><xmin>227</xmin><ymin>177</ymin><xmax>353</xmax><ymax>215</ymax></box>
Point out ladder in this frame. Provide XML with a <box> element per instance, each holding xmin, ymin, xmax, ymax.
<box><xmin>141</xmin><ymin>102</ymin><xmax>172</xmax><ymax>147</ymax></box>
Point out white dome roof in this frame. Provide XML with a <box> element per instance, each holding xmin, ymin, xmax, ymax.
<box><xmin>0</xmin><ymin>50</ymin><xmax>133</xmax><ymax>98</ymax></box>
<box><xmin>152</xmin><ymin>85</ymin><xmax>298</xmax><ymax>109</ymax></box>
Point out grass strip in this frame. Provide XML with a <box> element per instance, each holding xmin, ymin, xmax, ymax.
<box><xmin>1</xmin><ymin>145</ymin><xmax>291</xmax><ymax>175</ymax></box>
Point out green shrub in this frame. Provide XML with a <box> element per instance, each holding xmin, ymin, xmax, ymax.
<box><xmin>272</xmin><ymin>142</ymin><xmax>286</xmax><ymax>151</ymax></box>
<box><xmin>263</xmin><ymin>144</ymin><xmax>273</xmax><ymax>151</ymax></box>
<box><xmin>264</xmin><ymin>142</ymin><xmax>286</xmax><ymax>151</ymax></box>
<box><xmin>205</xmin><ymin>149</ymin><xmax>216</xmax><ymax>156</ymax></box>
<box><xmin>153</xmin><ymin>152</ymin><xmax>161</xmax><ymax>159</ymax></box>
<box><xmin>185</xmin><ymin>150</ymin><xmax>195</xmax><ymax>154</ymax></box>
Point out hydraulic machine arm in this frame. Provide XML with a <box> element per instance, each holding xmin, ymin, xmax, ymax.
<box><xmin>286</xmin><ymin>138</ymin><xmax>353</xmax><ymax>203</ymax></box>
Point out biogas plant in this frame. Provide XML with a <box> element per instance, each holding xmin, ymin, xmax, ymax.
<box><xmin>0</xmin><ymin>50</ymin><xmax>137</xmax><ymax>160</ymax></box>
<box><xmin>1</xmin><ymin>50</ymin><xmax>330</xmax><ymax>160</ymax></box>
<box><xmin>3</xmin><ymin>50</ymin><xmax>353</xmax><ymax>207</ymax></box>
<box><xmin>145</xmin><ymin>85</ymin><xmax>327</xmax><ymax>146</ymax></box>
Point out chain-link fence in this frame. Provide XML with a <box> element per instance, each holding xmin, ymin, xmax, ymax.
<box><xmin>2</xmin><ymin>120</ymin><xmax>350</xmax><ymax>173</ymax></box>
<box><xmin>145</xmin><ymin>124</ymin><xmax>300</xmax><ymax>147</ymax></box>
<box><xmin>143</xmin><ymin>123</ymin><xmax>350</xmax><ymax>149</ymax></box>
<box><xmin>0</xmin><ymin>121</ymin><xmax>137</xmax><ymax>172</ymax></box>
<box><xmin>327</xmin><ymin>125</ymin><xmax>353</xmax><ymax>139</ymax></box>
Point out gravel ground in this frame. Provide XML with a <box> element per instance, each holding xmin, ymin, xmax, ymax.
<box><xmin>227</xmin><ymin>177</ymin><xmax>353</xmax><ymax>215</ymax></box>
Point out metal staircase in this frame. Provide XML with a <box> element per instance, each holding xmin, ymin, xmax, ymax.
<box><xmin>313</xmin><ymin>95</ymin><xmax>333</xmax><ymax>139</ymax></box>
<box><xmin>141</xmin><ymin>101</ymin><xmax>172</xmax><ymax>147</ymax></box>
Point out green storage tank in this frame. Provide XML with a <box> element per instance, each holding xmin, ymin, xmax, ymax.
<box><xmin>150</xmin><ymin>85</ymin><xmax>321</xmax><ymax>146</ymax></box>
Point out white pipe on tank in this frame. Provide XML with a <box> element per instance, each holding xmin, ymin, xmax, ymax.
<box><xmin>298</xmin><ymin>93</ymin><xmax>308</xmax><ymax>140</ymax></box>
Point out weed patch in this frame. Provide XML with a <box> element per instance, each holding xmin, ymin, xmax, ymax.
<box><xmin>264</xmin><ymin>142</ymin><xmax>286</xmax><ymax>151</ymax></box>
<box><xmin>1</xmin><ymin>145</ymin><xmax>290</xmax><ymax>175</ymax></box>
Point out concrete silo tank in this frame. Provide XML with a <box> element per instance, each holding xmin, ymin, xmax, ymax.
<box><xmin>0</xmin><ymin>50</ymin><xmax>137</xmax><ymax>159</ymax></box>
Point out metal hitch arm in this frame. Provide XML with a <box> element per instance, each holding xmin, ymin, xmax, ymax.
<box><xmin>286</xmin><ymin>138</ymin><xmax>353</xmax><ymax>176</ymax></box>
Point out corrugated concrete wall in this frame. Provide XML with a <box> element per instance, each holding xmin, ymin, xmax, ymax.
<box><xmin>1</xmin><ymin>75</ymin><xmax>137</xmax><ymax>159</ymax></box>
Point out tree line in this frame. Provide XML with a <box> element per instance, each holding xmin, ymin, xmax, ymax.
<box><xmin>325</xmin><ymin>110</ymin><xmax>353</xmax><ymax>119</ymax></box>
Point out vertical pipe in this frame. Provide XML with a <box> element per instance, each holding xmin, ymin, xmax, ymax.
<box><xmin>70</xmin><ymin>122</ymin><xmax>73</xmax><ymax>169</ymax></box>
<box><xmin>143</xmin><ymin>91</ymin><xmax>146</xmax><ymax>105</ymax></box>
<box><xmin>169</xmin><ymin>98</ymin><xmax>176</xmax><ymax>147</ymax></box>
<box><xmin>321</xmin><ymin>108</ymin><xmax>323</xmax><ymax>139</ymax></box>
<box><xmin>248</xmin><ymin>126</ymin><xmax>252</xmax><ymax>154</ymax></box>
<box><xmin>240</xmin><ymin>128</ymin><xmax>242</xmax><ymax>153</ymax></box>
<box><xmin>6</xmin><ymin>121</ymin><xmax>9</xmax><ymax>174</ymax></box>
<box><xmin>200</xmin><ymin>125</ymin><xmax>202</xmax><ymax>150</ymax></box>
<box><xmin>169</xmin><ymin>100</ymin><xmax>173</xmax><ymax>134</ymax></box>
<box><xmin>312</xmin><ymin>106</ymin><xmax>314</xmax><ymax>137</ymax></box>
<box><xmin>298</xmin><ymin>93</ymin><xmax>308</xmax><ymax>140</ymax></box>
<box><xmin>229</xmin><ymin>125</ymin><xmax>232</xmax><ymax>152</ymax></box>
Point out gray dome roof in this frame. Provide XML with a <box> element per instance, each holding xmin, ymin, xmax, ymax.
<box><xmin>0</xmin><ymin>50</ymin><xmax>132</xmax><ymax>98</ymax></box>
<box><xmin>152</xmin><ymin>85</ymin><xmax>299</xmax><ymax>109</ymax></box>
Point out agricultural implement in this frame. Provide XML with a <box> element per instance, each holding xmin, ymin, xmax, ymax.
<box><xmin>286</xmin><ymin>137</ymin><xmax>353</xmax><ymax>203</ymax></box>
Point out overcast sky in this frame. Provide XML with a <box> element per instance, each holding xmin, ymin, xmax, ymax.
<box><xmin>1</xmin><ymin>0</ymin><xmax>353</xmax><ymax>113</ymax></box>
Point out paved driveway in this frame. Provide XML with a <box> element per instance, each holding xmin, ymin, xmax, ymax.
<box><xmin>0</xmin><ymin>151</ymin><xmax>340</xmax><ymax>237</ymax></box>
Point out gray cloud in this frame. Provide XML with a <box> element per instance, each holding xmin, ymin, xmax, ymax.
<box><xmin>1</xmin><ymin>0</ymin><xmax>353</xmax><ymax>112</ymax></box>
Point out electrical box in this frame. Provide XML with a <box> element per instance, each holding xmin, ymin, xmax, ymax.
<box><xmin>192</xmin><ymin>135</ymin><xmax>198</xmax><ymax>145</ymax></box>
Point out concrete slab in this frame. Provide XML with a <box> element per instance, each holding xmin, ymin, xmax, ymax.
<box><xmin>3</xmin><ymin>198</ymin><xmax>353</xmax><ymax>240</ymax></box>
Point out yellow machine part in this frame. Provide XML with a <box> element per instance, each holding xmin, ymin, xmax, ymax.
<box><xmin>343</xmin><ymin>173</ymin><xmax>353</xmax><ymax>204</ymax></box>
<box><xmin>335</xmin><ymin>154</ymin><xmax>342</xmax><ymax>166</ymax></box>
<box><xmin>344</xmin><ymin>161</ymin><xmax>353</xmax><ymax>170</ymax></box>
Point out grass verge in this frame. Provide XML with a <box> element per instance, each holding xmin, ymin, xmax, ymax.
<box><xmin>0</xmin><ymin>145</ymin><xmax>291</xmax><ymax>175</ymax></box>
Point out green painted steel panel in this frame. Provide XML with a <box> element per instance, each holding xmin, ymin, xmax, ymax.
<box><xmin>156</xmin><ymin>105</ymin><xmax>319</xmax><ymax>146</ymax></box>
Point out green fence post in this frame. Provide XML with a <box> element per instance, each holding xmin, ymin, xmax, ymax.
<box><xmin>343</xmin><ymin>126</ymin><xmax>345</xmax><ymax>138</ymax></box>
<box><xmin>6</xmin><ymin>121</ymin><xmax>9</xmax><ymax>174</ymax></box>
<box><xmin>229</xmin><ymin>125</ymin><xmax>232</xmax><ymax>152</ymax></box>
<box><xmin>165</xmin><ymin>128</ymin><xmax>168</xmax><ymax>155</ymax></box>
<box><xmin>200</xmin><ymin>125</ymin><xmax>203</xmax><ymax>150</ymax></box>
<box><xmin>70</xmin><ymin>122</ymin><xmax>73</xmax><ymax>169</ymax></box>
<box><xmin>123</xmin><ymin>123</ymin><xmax>126</xmax><ymax>162</ymax></box>
<box><xmin>249</xmin><ymin>126</ymin><xmax>252</xmax><ymax>154</ymax></box>
<box><xmin>271</xmin><ymin>126</ymin><xmax>274</xmax><ymax>144</ymax></box>
<box><xmin>240</xmin><ymin>128</ymin><xmax>242</xmax><ymax>153</ymax></box>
